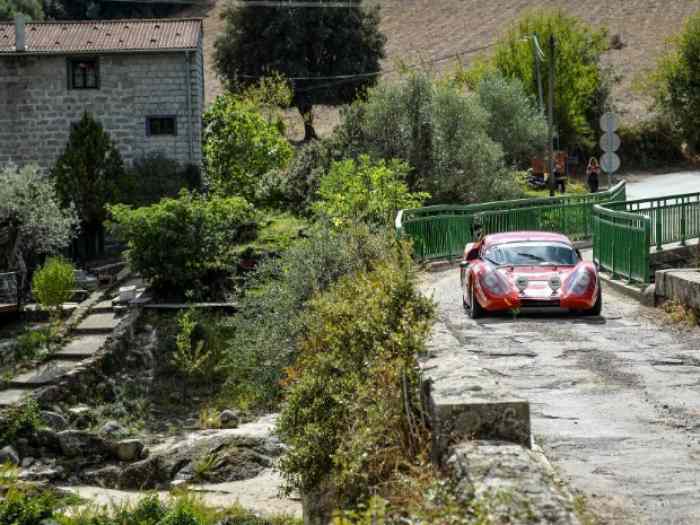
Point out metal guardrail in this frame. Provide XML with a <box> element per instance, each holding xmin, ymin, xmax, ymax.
<box><xmin>395</xmin><ymin>181</ymin><xmax>626</xmax><ymax>260</ymax></box>
<box><xmin>592</xmin><ymin>205</ymin><xmax>651</xmax><ymax>284</ymax></box>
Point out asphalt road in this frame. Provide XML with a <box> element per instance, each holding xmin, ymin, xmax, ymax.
<box><xmin>420</xmin><ymin>271</ymin><xmax>700</xmax><ymax>524</ymax></box>
<box><xmin>625</xmin><ymin>171</ymin><xmax>700</xmax><ymax>200</ymax></box>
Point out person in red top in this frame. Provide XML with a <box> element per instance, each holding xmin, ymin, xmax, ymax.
<box><xmin>586</xmin><ymin>157</ymin><xmax>601</xmax><ymax>193</ymax></box>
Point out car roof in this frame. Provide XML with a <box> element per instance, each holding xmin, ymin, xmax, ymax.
<box><xmin>483</xmin><ymin>231</ymin><xmax>573</xmax><ymax>247</ymax></box>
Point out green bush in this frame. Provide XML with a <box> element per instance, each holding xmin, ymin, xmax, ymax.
<box><xmin>14</xmin><ymin>328</ymin><xmax>50</xmax><ymax>362</ymax></box>
<box><xmin>334</xmin><ymin>71</ymin><xmax>520</xmax><ymax>204</ymax></box>
<box><xmin>0</xmin><ymin>0</ymin><xmax>44</xmax><ymax>20</ymax></box>
<box><xmin>470</xmin><ymin>9</ymin><xmax>608</xmax><ymax>149</ymax></box>
<box><xmin>31</xmin><ymin>257</ymin><xmax>76</xmax><ymax>321</ymax></box>
<box><xmin>0</xmin><ymin>399</ymin><xmax>40</xmax><ymax>446</ymax></box>
<box><xmin>0</xmin><ymin>487</ymin><xmax>58</xmax><ymax>525</ymax></box>
<box><xmin>221</xmin><ymin>224</ymin><xmax>395</xmax><ymax>412</ymax></box>
<box><xmin>277</xmin><ymin>245</ymin><xmax>435</xmax><ymax>505</ymax></box>
<box><xmin>51</xmin><ymin>112</ymin><xmax>129</xmax><ymax>243</ymax></box>
<box><xmin>108</xmin><ymin>192</ymin><xmax>256</xmax><ymax>299</ymax></box>
<box><xmin>120</xmin><ymin>153</ymin><xmax>202</xmax><ymax>207</ymax></box>
<box><xmin>649</xmin><ymin>11</ymin><xmax>700</xmax><ymax>153</ymax></box>
<box><xmin>312</xmin><ymin>155</ymin><xmax>429</xmax><ymax>227</ymax></box>
<box><xmin>203</xmin><ymin>95</ymin><xmax>293</xmax><ymax>200</ymax></box>
<box><xmin>618</xmin><ymin>117</ymin><xmax>685</xmax><ymax>169</ymax></box>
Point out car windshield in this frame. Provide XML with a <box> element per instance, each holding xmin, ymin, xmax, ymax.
<box><xmin>483</xmin><ymin>241</ymin><xmax>578</xmax><ymax>266</ymax></box>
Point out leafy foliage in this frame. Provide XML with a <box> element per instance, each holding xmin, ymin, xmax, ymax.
<box><xmin>203</xmin><ymin>95</ymin><xmax>293</xmax><ymax>200</ymax></box>
<box><xmin>214</xmin><ymin>0</ymin><xmax>386</xmax><ymax>140</ymax></box>
<box><xmin>43</xmin><ymin>0</ymin><xmax>179</xmax><ymax>20</ymax></box>
<box><xmin>121</xmin><ymin>153</ymin><xmax>202</xmax><ymax>208</ymax></box>
<box><xmin>476</xmin><ymin>73</ymin><xmax>548</xmax><ymax>167</ymax></box>
<box><xmin>0</xmin><ymin>0</ymin><xmax>42</xmax><ymax>20</ymax></box>
<box><xmin>650</xmin><ymin>11</ymin><xmax>700</xmax><ymax>153</ymax></box>
<box><xmin>473</xmin><ymin>9</ymin><xmax>608</xmax><ymax>148</ymax></box>
<box><xmin>0</xmin><ymin>399</ymin><xmax>40</xmax><ymax>446</ymax></box>
<box><xmin>336</xmin><ymin>71</ymin><xmax>519</xmax><ymax>203</ymax></box>
<box><xmin>221</xmin><ymin>225</ymin><xmax>395</xmax><ymax>411</ymax></box>
<box><xmin>313</xmin><ymin>155</ymin><xmax>429</xmax><ymax>227</ymax></box>
<box><xmin>108</xmin><ymin>192</ymin><xmax>256</xmax><ymax>298</ymax></box>
<box><xmin>277</xmin><ymin>244</ymin><xmax>435</xmax><ymax>505</ymax></box>
<box><xmin>0</xmin><ymin>164</ymin><xmax>78</xmax><ymax>285</ymax></box>
<box><xmin>51</xmin><ymin>112</ymin><xmax>128</xmax><ymax>229</ymax></box>
<box><xmin>31</xmin><ymin>256</ymin><xmax>76</xmax><ymax>321</ymax></box>
<box><xmin>617</xmin><ymin>117</ymin><xmax>684</xmax><ymax>169</ymax></box>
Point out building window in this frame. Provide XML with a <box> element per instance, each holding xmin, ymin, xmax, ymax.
<box><xmin>146</xmin><ymin>116</ymin><xmax>177</xmax><ymax>136</ymax></box>
<box><xmin>68</xmin><ymin>58</ymin><xmax>99</xmax><ymax>89</ymax></box>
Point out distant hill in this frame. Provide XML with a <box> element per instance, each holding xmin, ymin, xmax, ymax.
<box><xmin>184</xmin><ymin>0</ymin><xmax>700</xmax><ymax>138</ymax></box>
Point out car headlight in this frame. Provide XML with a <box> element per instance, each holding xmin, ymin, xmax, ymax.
<box><xmin>515</xmin><ymin>275</ymin><xmax>528</xmax><ymax>292</ymax></box>
<box><xmin>481</xmin><ymin>270</ymin><xmax>510</xmax><ymax>295</ymax></box>
<box><xmin>568</xmin><ymin>267</ymin><xmax>593</xmax><ymax>295</ymax></box>
<box><xmin>549</xmin><ymin>275</ymin><xmax>562</xmax><ymax>292</ymax></box>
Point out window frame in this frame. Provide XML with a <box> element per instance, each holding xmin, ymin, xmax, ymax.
<box><xmin>145</xmin><ymin>115</ymin><xmax>178</xmax><ymax>137</ymax></box>
<box><xmin>67</xmin><ymin>57</ymin><xmax>100</xmax><ymax>90</ymax></box>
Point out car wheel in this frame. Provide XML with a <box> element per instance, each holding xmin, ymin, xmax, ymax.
<box><xmin>584</xmin><ymin>287</ymin><xmax>602</xmax><ymax>316</ymax></box>
<box><xmin>468</xmin><ymin>283</ymin><xmax>484</xmax><ymax>319</ymax></box>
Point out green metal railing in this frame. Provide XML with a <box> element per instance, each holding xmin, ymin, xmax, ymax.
<box><xmin>396</xmin><ymin>181</ymin><xmax>626</xmax><ymax>260</ymax></box>
<box><xmin>592</xmin><ymin>205</ymin><xmax>651</xmax><ymax>284</ymax></box>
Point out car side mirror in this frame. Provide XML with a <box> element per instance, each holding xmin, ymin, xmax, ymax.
<box><xmin>575</xmin><ymin>248</ymin><xmax>582</xmax><ymax>260</ymax></box>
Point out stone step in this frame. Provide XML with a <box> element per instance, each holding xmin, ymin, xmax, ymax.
<box><xmin>9</xmin><ymin>360</ymin><xmax>80</xmax><ymax>388</ymax></box>
<box><xmin>0</xmin><ymin>388</ymin><xmax>28</xmax><ymax>407</ymax></box>
<box><xmin>73</xmin><ymin>312</ymin><xmax>121</xmax><ymax>335</ymax></box>
<box><xmin>91</xmin><ymin>300</ymin><xmax>115</xmax><ymax>314</ymax></box>
<box><xmin>51</xmin><ymin>334</ymin><xmax>108</xmax><ymax>360</ymax></box>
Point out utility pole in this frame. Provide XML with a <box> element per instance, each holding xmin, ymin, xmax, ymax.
<box><xmin>532</xmin><ymin>34</ymin><xmax>545</xmax><ymax>112</ymax></box>
<box><xmin>547</xmin><ymin>35</ymin><xmax>556</xmax><ymax>197</ymax></box>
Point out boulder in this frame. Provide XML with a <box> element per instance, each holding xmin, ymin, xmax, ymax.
<box><xmin>99</xmin><ymin>420</ymin><xmax>125</xmax><ymax>437</ymax></box>
<box><xmin>112</xmin><ymin>439</ymin><xmax>145</xmax><ymax>462</ymax></box>
<box><xmin>0</xmin><ymin>446</ymin><xmax>19</xmax><ymax>465</ymax></box>
<box><xmin>219</xmin><ymin>409</ymin><xmax>240</xmax><ymax>429</ymax></box>
<box><xmin>56</xmin><ymin>430</ymin><xmax>109</xmax><ymax>458</ymax></box>
<box><xmin>83</xmin><ymin>465</ymin><xmax>122</xmax><ymax>488</ymax></box>
<box><xmin>119</xmin><ymin>456</ymin><xmax>169</xmax><ymax>490</ymax></box>
<box><xmin>40</xmin><ymin>411</ymin><xmax>68</xmax><ymax>431</ymax></box>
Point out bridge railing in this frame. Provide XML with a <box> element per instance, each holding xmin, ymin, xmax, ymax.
<box><xmin>396</xmin><ymin>181</ymin><xmax>626</xmax><ymax>260</ymax></box>
<box><xmin>592</xmin><ymin>205</ymin><xmax>651</xmax><ymax>284</ymax></box>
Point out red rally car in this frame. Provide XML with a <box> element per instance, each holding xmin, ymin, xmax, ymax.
<box><xmin>460</xmin><ymin>231</ymin><xmax>602</xmax><ymax>319</ymax></box>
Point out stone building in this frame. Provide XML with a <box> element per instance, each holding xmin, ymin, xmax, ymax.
<box><xmin>0</xmin><ymin>16</ymin><xmax>204</xmax><ymax>170</ymax></box>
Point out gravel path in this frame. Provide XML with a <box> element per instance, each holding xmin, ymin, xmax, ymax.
<box><xmin>420</xmin><ymin>269</ymin><xmax>700</xmax><ymax>525</ymax></box>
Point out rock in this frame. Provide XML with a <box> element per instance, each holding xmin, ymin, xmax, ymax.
<box><xmin>99</xmin><ymin>420</ymin><xmax>125</xmax><ymax>437</ymax></box>
<box><xmin>219</xmin><ymin>409</ymin><xmax>240</xmax><ymax>429</ymax></box>
<box><xmin>21</xmin><ymin>457</ymin><xmax>35</xmax><ymax>468</ymax></box>
<box><xmin>67</xmin><ymin>405</ymin><xmax>96</xmax><ymax>429</ymax></box>
<box><xmin>35</xmin><ymin>386</ymin><xmax>62</xmax><ymax>405</ymax></box>
<box><xmin>83</xmin><ymin>465</ymin><xmax>122</xmax><ymax>488</ymax></box>
<box><xmin>119</xmin><ymin>456</ymin><xmax>168</xmax><ymax>490</ymax></box>
<box><xmin>0</xmin><ymin>446</ymin><xmax>19</xmax><ymax>465</ymax></box>
<box><xmin>112</xmin><ymin>439</ymin><xmax>145</xmax><ymax>462</ymax></box>
<box><xmin>40</xmin><ymin>411</ymin><xmax>68</xmax><ymax>431</ymax></box>
<box><xmin>34</xmin><ymin>428</ymin><xmax>61</xmax><ymax>452</ymax></box>
<box><xmin>56</xmin><ymin>430</ymin><xmax>109</xmax><ymax>458</ymax></box>
<box><xmin>641</xmin><ymin>284</ymin><xmax>656</xmax><ymax>307</ymax></box>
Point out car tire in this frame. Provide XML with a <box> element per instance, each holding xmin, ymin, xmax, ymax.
<box><xmin>584</xmin><ymin>287</ymin><xmax>602</xmax><ymax>316</ymax></box>
<box><xmin>468</xmin><ymin>283</ymin><xmax>484</xmax><ymax>319</ymax></box>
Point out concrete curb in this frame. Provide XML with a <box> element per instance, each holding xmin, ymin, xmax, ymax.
<box><xmin>598</xmin><ymin>272</ymin><xmax>644</xmax><ymax>301</ymax></box>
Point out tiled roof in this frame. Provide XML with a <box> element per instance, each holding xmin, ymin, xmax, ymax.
<box><xmin>0</xmin><ymin>18</ymin><xmax>202</xmax><ymax>54</ymax></box>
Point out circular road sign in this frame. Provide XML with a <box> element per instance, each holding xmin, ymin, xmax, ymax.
<box><xmin>600</xmin><ymin>132</ymin><xmax>621</xmax><ymax>152</ymax></box>
<box><xmin>600</xmin><ymin>152</ymin><xmax>621</xmax><ymax>174</ymax></box>
<box><xmin>600</xmin><ymin>112</ymin><xmax>620</xmax><ymax>133</ymax></box>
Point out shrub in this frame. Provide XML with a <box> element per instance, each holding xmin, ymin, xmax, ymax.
<box><xmin>618</xmin><ymin>117</ymin><xmax>684</xmax><ymax>169</ymax></box>
<box><xmin>334</xmin><ymin>71</ymin><xmax>519</xmax><ymax>204</ymax></box>
<box><xmin>0</xmin><ymin>399</ymin><xmax>40</xmax><ymax>446</ymax></box>
<box><xmin>51</xmin><ymin>112</ymin><xmax>128</xmax><ymax>255</ymax></box>
<box><xmin>121</xmin><ymin>153</ymin><xmax>202</xmax><ymax>207</ymax></box>
<box><xmin>313</xmin><ymin>155</ymin><xmax>429</xmax><ymax>227</ymax></box>
<box><xmin>31</xmin><ymin>257</ymin><xmax>76</xmax><ymax>322</ymax></box>
<box><xmin>221</xmin><ymin>224</ymin><xmax>395</xmax><ymax>411</ymax></box>
<box><xmin>0</xmin><ymin>164</ymin><xmax>78</xmax><ymax>292</ymax></box>
<box><xmin>203</xmin><ymin>95</ymin><xmax>293</xmax><ymax>200</ymax></box>
<box><xmin>0</xmin><ymin>0</ymin><xmax>44</xmax><ymax>20</ymax></box>
<box><xmin>14</xmin><ymin>328</ymin><xmax>50</xmax><ymax>362</ymax></box>
<box><xmin>472</xmin><ymin>9</ymin><xmax>608</xmax><ymax>149</ymax></box>
<box><xmin>277</xmin><ymin>244</ymin><xmax>435</xmax><ymax>505</ymax></box>
<box><xmin>649</xmin><ymin>11</ymin><xmax>700</xmax><ymax>153</ymax></box>
<box><xmin>0</xmin><ymin>487</ymin><xmax>58</xmax><ymax>525</ymax></box>
<box><xmin>108</xmin><ymin>192</ymin><xmax>256</xmax><ymax>299</ymax></box>
<box><xmin>476</xmin><ymin>72</ymin><xmax>548</xmax><ymax>167</ymax></box>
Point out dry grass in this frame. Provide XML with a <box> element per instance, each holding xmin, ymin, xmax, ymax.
<box><xmin>183</xmin><ymin>0</ymin><xmax>700</xmax><ymax>137</ymax></box>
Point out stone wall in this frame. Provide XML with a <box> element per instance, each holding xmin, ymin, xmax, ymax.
<box><xmin>0</xmin><ymin>42</ymin><xmax>203</xmax><ymax>170</ymax></box>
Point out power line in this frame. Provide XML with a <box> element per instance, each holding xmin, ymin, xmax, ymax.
<box><xmin>236</xmin><ymin>41</ymin><xmax>496</xmax><ymax>91</ymax></box>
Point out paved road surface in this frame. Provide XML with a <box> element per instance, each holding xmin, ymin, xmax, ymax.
<box><xmin>625</xmin><ymin>171</ymin><xmax>700</xmax><ymax>200</ymax></box>
<box><xmin>421</xmin><ymin>271</ymin><xmax>700</xmax><ymax>524</ymax></box>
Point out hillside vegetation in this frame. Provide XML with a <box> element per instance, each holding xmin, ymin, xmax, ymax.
<box><xmin>188</xmin><ymin>0</ymin><xmax>699</xmax><ymax>137</ymax></box>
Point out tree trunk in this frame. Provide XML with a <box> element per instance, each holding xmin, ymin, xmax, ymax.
<box><xmin>297</xmin><ymin>100</ymin><xmax>318</xmax><ymax>142</ymax></box>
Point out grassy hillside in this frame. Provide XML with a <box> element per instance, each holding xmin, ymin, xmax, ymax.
<box><xmin>186</xmin><ymin>0</ymin><xmax>700</xmax><ymax>138</ymax></box>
